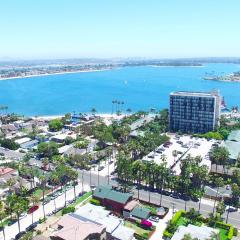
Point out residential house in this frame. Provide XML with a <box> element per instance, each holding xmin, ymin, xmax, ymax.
<box><xmin>74</xmin><ymin>203</ymin><xmax>135</xmax><ymax>240</ymax></box>
<box><xmin>93</xmin><ymin>185</ymin><xmax>133</xmax><ymax>213</ymax></box>
<box><xmin>51</xmin><ymin>214</ymin><xmax>106</xmax><ymax>240</ymax></box>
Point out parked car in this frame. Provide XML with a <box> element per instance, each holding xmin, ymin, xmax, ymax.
<box><xmin>170</xmin><ymin>192</ymin><xmax>180</xmax><ymax>199</ymax></box>
<box><xmin>19</xmin><ymin>213</ymin><xmax>27</xmax><ymax>219</ymax></box>
<box><xmin>226</xmin><ymin>206</ymin><xmax>237</xmax><ymax>212</ymax></box>
<box><xmin>181</xmin><ymin>194</ymin><xmax>190</xmax><ymax>201</ymax></box>
<box><xmin>15</xmin><ymin>231</ymin><xmax>26</xmax><ymax>239</ymax></box>
<box><xmin>149</xmin><ymin>216</ymin><xmax>160</xmax><ymax>222</ymax></box>
<box><xmin>98</xmin><ymin>166</ymin><xmax>104</xmax><ymax>171</ymax></box>
<box><xmin>26</xmin><ymin>222</ymin><xmax>38</xmax><ymax>231</ymax></box>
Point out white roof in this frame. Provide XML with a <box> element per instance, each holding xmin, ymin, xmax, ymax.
<box><xmin>75</xmin><ymin>203</ymin><xmax>121</xmax><ymax>234</ymax></box>
<box><xmin>171</xmin><ymin>224</ymin><xmax>219</xmax><ymax>240</ymax></box>
<box><xmin>58</xmin><ymin>145</ymin><xmax>72</xmax><ymax>154</ymax></box>
<box><xmin>111</xmin><ymin>224</ymin><xmax>135</xmax><ymax>240</ymax></box>
<box><xmin>52</xmin><ymin>133</ymin><xmax>76</xmax><ymax>140</ymax></box>
<box><xmin>15</xmin><ymin>137</ymin><xmax>31</xmax><ymax>145</ymax></box>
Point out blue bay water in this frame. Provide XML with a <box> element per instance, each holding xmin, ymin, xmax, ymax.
<box><xmin>0</xmin><ymin>63</ymin><xmax>240</xmax><ymax>116</ymax></box>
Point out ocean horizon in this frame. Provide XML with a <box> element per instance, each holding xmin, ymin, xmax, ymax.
<box><xmin>0</xmin><ymin>63</ymin><xmax>240</xmax><ymax>116</ymax></box>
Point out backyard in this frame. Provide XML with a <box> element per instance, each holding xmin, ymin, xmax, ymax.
<box><xmin>164</xmin><ymin>210</ymin><xmax>234</xmax><ymax>240</ymax></box>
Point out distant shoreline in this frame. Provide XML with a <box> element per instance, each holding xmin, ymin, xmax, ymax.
<box><xmin>148</xmin><ymin>65</ymin><xmax>204</xmax><ymax>68</ymax></box>
<box><xmin>0</xmin><ymin>68</ymin><xmax>112</xmax><ymax>81</ymax></box>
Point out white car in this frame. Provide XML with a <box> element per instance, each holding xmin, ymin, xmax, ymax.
<box><xmin>226</xmin><ymin>206</ymin><xmax>237</xmax><ymax>212</ymax></box>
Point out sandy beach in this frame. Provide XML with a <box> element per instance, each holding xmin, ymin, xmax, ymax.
<box><xmin>0</xmin><ymin>68</ymin><xmax>113</xmax><ymax>81</ymax></box>
<box><xmin>32</xmin><ymin>113</ymin><xmax>126</xmax><ymax>121</ymax></box>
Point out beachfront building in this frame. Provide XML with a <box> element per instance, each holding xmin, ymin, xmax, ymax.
<box><xmin>169</xmin><ymin>91</ymin><xmax>221</xmax><ymax>133</ymax></box>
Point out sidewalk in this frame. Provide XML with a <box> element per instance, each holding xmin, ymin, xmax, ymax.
<box><xmin>150</xmin><ymin>209</ymin><xmax>174</xmax><ymax>240</ymax></box>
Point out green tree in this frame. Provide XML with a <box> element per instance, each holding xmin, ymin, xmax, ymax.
<box><xmin>0</xmin><ymin>201</ymin><xmax>6</xmax><ymax>240</ymax></box>
<box><xmin>29</xmin><ymin>194</ymin><xmax>40</xmax><ymax>224</ymax></box>
<box><xmin>48</xmin><ymin>119</ymin><xmax>63</xmax><ymax>132</ymax></box>
<box><xmin>37</xmin><ymin>141</ymin><xmax>59</xmax><ymax>158</ymax></box>
<box><xmin>216</xmin><ymin>200</ymin><xmax>226</xmax><ymax>218</ymax></box>
<box><xmin>39</xmin><ymin>175</ymin><xmax>47</xmax><ymax>219</ymax></box>
<box><xmin>212</xmin><ymin>177</ymin><xmax>224</xmax><ymax>215</ymax></box>
<box><xmin>12</xmin><ymin>194</ymin><xmax>29</xmax><ymax>233</ymax></box>
<box><xmin>116</xmin><ymin>152</ymin><xmax>132</xmax><ymax>192</ymax></box>
<box><xmin>0</xmin><ymin>138</ymin><xmax>19</xmax><ymax>150</ymax></box>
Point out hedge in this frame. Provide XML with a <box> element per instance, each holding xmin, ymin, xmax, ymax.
<box><xmin>62</xmin><ymin>206</ymin><xmax>75</xmax><ymax>215</ymax></box>
<box><xmin>227</xmin><ymin>227</ymin><xmax>234</xmax><ymax>240</ymax></box>
<box><xmin>213</xmin><ymin>221</ymin><xmax>234</xmax><ymax>240</ymax></box>
<box><xmin>171</xmin><ymin>210</ymin><xmax>186</xmax><ymax>224</ymax></box>
<box><xmin>163</xmin><ymin>230</ymin><xmax>173</xmax><ymax>239</ymax></box>
<box><xmin>215</xmin><ymin>221</ymin><xmax>232</xmax><ymax>230</ymax></box>
<box><xmin>90</xmin><ymin>198</ymin><xmax>101</xmax><ymax>206</ymax></box>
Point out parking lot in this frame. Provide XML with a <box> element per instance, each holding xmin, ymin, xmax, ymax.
<box><xmin>143</xmin><ymin>134</ymin><xmax>220</xmax><ymax>175</ymax></box>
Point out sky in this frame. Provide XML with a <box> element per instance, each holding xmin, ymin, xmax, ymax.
<box><xmin>0</xmin><ymin>0</ymin><xmax>240</xmax><ymax>59</ymax></box>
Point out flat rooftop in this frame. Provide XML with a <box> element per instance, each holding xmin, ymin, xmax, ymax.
<box><xmin>170</xmin><ymin>91</ymin><xmax>220</xmax><ymax>97</ymax></box>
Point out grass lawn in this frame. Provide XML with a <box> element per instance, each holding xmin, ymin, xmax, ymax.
<box><xmin>173</xmin><ymin>215</ymin><xmax>229</xmax><ymax>240</ymax></box>
<box><xmin>33</xmin><ymin>188</ymin><xmax>43</xmax><ymax>198</ymax></box>
<box><xmin>125</xmin><ymin>221</ymin><xmax>151</xmax><ymax>236</ymax></box>
<box><xmin>176</xmin><ymin>216</ymin><xmax>188</xmax><ymax>227</ymax></box>
<box><xmin>55</xmin><ymin>191</ymin><xmax>92</xmax><ymax>217</ymax></box>
<box><xmin>70</xmin><ymin>191</ymin><xmax>92</xmax><ymax>207</ymax></box>
<box><xmin>33</xmin><ymin>187</ymin><xmax>51</xmax><ymax>199</ymax></box>
<box><xmin>217</xmin><ymin>227</ymin><xmax>228</xmax><ymax>240</ymax></box>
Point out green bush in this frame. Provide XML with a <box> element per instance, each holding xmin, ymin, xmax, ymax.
<box><xmin>62</xmin><ymin>206</ymin><xmax>75</xmax><ymax>215</ymax></box>
<box><xmin>163</xmin><ymin>230</ymin><xmax>173</xmax><ymax>239</ymax></box>
<box><xmin>227</xmin><ymin>227</ymin><xmax>234</xmax><ymax>240</ymax></box>
<box><xmin>171</xmin><ymin>210</ymin><xmax>186</xmax><ymax>224</ymax></box>
<box><xmin>39</xmin><ymin>217</ymin><xmax>46</xmax><ymax>224</ymax></box>
<box><xmin>134</xmin><ymin>233</ymin><xmax>148</xmax><ymax>240</ymax></box>
<box><xmin>233</xmin><ymin>228</ymin><xmax>238</xmax><ymax>237</ymax></box>
<box><xmin>90</xmin><ymin>198</ymin><xmax>101</xmax><ymax>206</ymax></box>
<box><xmin>215</xmin><ymin>221</ymin><xmax>231</xmax><ymax>230</ymax></box>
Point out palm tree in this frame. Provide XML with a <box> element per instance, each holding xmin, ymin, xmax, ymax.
<box><xmin>39</xmin><ymin>175</ymin><xmax>47</xmax><ymax>219</ymax></box>
<box><xmin>0</xmin><ymin>201</ymin><xmax>6</xmax><ymax>240</ymax></box>
<box><xmin>12</xmin><ymin>194</ymin><xmax>29</xmax><ymax>233</ymax></box>
<box><xmin>132</xmin><ymin>160</ymin><xmax>145</xmax><ymax>200</ymax></box>
<box><xmin>212</xmin><ymin>177</ymin><xmax>224</xmax><ymax>215</ymax></box>
<box><xmin>172</xmin><ymin>150</ymin><xmax>178</xmax><ymax>164</ymax></box>
<box><xmin>6</xmin><ymin>178</ymin><xmax>16</xmax><ymax>195</ymax></box>
<box><xmin>50</xmin><ymin>173</ymin><xmax>59</xmax><ymax>212</ymax></box>
<box><xmin>29</xmin><ymin>194</ymin><xmax>40</xmax><ymax>224</ymax></box>
<box><xmin>158</xmin><ymin>163</ymin><xmax>168</xmax><ymax>206</ymax></box>
<box><xmin>126</xmin><ymin>108</ymin><xmax>132</xmax><ymax>115</ymax></box>
<box><xmin>70</xmin><ymin>170</ymin><xmax>78</xmax><ymax>200</ymax></box>
<box><xmin>91</xmin><ymin>108</ymin><xmax>97</xmax><ymax>116</ymax></box>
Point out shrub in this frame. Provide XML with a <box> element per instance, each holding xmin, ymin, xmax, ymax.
<box><xmin>171</xmin><ymin>210</ymin><xmax>185</xmax><ymax>224</ymax></box>
<box><xmin>90</xmin><ymin>198</ymin><xmax>100</xmax><ymax>205</ymax></box>
<box><xmin>62</xmin><ymin>206</ymin><xmax>75</xmax><ymax>215</ymax></box>
<box><xmin>142</xmin><ymin>232</ymin><xmax>149</xmax><ymax>239</ymax></box>
<box><xmin>134</xmin><ymin>233</ymin><xmax>148</xmax><ymax>240</ymax></box>
<box><xmin>233</xmin><ymin>228</ymin><xmax>238</xmax><ymax>237</ymax></box>
<box><xmin>215</xmin><ymin>221</ymin><xmax>231</xmax><ymax>230</ymax></box>
<box><xmin>163</xmin><ymin>230</ymin><xmax>173</xmax><ymax>239</ymax></box>
<box><xmin>39</xmin><ymin>217</ymin><xmax>46</xmax><ymax>224</ymax></box>
<box><xmin>227</xmin><ymin>226</ymin><xmax>234</xmax><ymax>240</ymax></box>
<box><xmin>141</xmin><ymin>219</ymin><xmax>152</xmax><ymax>229</ymax></box>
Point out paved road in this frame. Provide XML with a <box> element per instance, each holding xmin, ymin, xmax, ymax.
<box><xmin>0</xmin><ymin>169</ymin><xmax>239</xmax><ymax>240</ymax></box>
<box><xmin>0</xmin><ymin>182</ymin><xmax>90</xmax><ymax>240</ymax></box>
<box><xmin>78</xmin><ymin>170</ymin><xmax>240</xmax><ymax>228</ymax></box>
